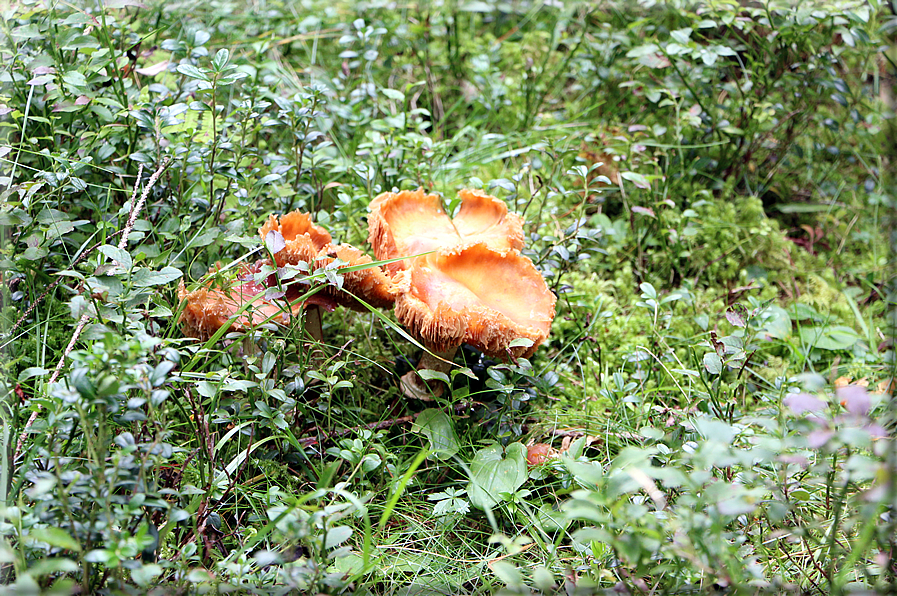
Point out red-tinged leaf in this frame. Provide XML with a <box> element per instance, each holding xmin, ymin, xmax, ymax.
<box><xmin>784</xmin><ymin>393</ymin><xmax>827</xmax><ymax>415</ymax></box>
<box><xmin>725</xmin><ymin>305</ymin><xmax>747</xmax><ymax>328</ymax></box>
<box><xmin>28</xmin><ymin>75</ymin><xmax>54</xmax><ymax>86</ymax></box>
<box><xmin>32</xmin><ymin>66</ymin><xmax>56</xmax><ymax>75</ymax></box>
<box><xmin>135</xmin><ymin>61</ymin><xmax>169</xmax><ymax>76</ymax></box>
<box><xmin>265</xmin><ymin>230</ymin><xmax>285</xmax><ymax>255</ymax></box>
<box><xmin>75</xmin><ymin>95</ymin><xmax>91</xmax><ymax>105</ymax></box>
<box><xmin>631</xmin><ymin>206</ymin><xmax>655</xmax><ymax>218</ymax></box>
<box><xmin>621</xmin><ymin>171</ymin><xmax>651</xmax><ymax>189</ymax></box>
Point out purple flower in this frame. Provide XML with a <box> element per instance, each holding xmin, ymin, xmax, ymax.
<box><xmin>784</xmin><ymin>393</ymin><xmax>827</xmax><ymax>415</ymax></box>
<box><xmin>836</xmin><ymin>385</ymin><xmax>871</xmax><ymax>416</ymax></box>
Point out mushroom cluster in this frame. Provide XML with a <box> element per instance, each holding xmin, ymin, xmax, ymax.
<box><xmin>367</xmin><ymin>188</ymin><xmax>556</xmax><ymax>398</ymax></box>
<box><xmin>179</xmin><ymin>212</ymin><xmax>396</xmax><ymax>340</ymax></box>
<box><xmin>179</xmin><ymin>188</ymin><xmax>556</xmax><ymax>400</ymax></box>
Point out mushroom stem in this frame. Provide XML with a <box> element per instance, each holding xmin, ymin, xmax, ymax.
<box><xmin>400</xmin><ymin>346</ymin><xmax>459</xmax><ymax>400</ymax></box>
<box><xmin>304</xmin><ymin>303</ymin><xmax>324</xmax><ymax>342</ymax></box>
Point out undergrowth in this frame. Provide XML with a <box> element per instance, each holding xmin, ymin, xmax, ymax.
<box><xmin>1</xmin><ymin>0</ymin><xmax>895</xmax><ymax>594</ymax></box>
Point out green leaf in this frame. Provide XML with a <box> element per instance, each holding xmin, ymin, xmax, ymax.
<box><xmin>702</xmin><ymin>352</ymin><xmax>722</xmax><ymax>375</ymax></box>
<box><xmin>18</xmin><ymin>367</ymin><xmax>49</xmax><ymax>381</ymax></box>
<box><xmin>176</xmin><ymin>64</ymin><xmax>210</xmax><ymax>81</ymax></box>
<box><xmin>131</xmin><ymin>564</ymin><xmax>162</xmax><ymax>587</ymax></box>
<box><xmin>211</xmin><ymin>49</ymin><xmax>229</xmax><ymax>71</ymax></box>
<box><xmin>97</xmin><ymin>245</ymin><xmax>132</xmax><ymax>270</ymax></box>
<box><xmin>131</xmin><ymin>266</ymin><xmax>183</xmax><ymax>287</ymax></box>
<box><xmin>508</xmin><ymin>337</ymin><xmax>534</xmax><ymax>349</ymax></box>
<box><xmin>757</xmin><ymin>305</ymin><xmax>792</xmax><ymax>340</ymax></box>
<box><xmin>189</xmin><ymin>228</ymin><xmax>219</xmax><ymax>248</ymax></box>
<box><xmin>417</xmin><ymin>369</ymin><xmax>449</xmax><ymax>384</ymax></box>
<box><xmin>460</xmin><ymin>1</ymin><xmax>494</xmax><ymax>11</ymax></box>
<box><xmin>621</xmin><ymin>171</ymin><xmax>650</xmax><ymax>189</ymax></box>
<box><xmin>62</xmin><ymin>71</ymin><xmax>87</xmax><ymax>88</ymax></box>
<box><xmin>776</xmin><ymin>203</ymin><xmax>834</xmax><ymax>214</ymax></box>
<box><xmin>324</xmin><ymin>525</ymin><xmax>352</xmax><ymax>550</ymax></box>
<box><xmin>467</xmin><ymin>443</ymin><xmax>527</xmax><ymax>510</ymax></box>
<box><xmin>670</xmin><ymin>28</ymin><xmax>692</xmax><ymax>44</ymax></box>
<box><xmin>218</xmin><ymin>71</ymin><xmax>249</xmax><ymax>85</ymax></box>
<box><xmin>412</xmin><ymin>409</ymin><xmax>460</xmax><ymax>460</ymax></box>
<box><xmin>799</xmin><ymin>325</ymin><xmax>860</xmax><ymax>351</ymax></box>
<box><xmin>28</xmin><ymin>528</ymin><xmax>81</xmax><ymax>552</ymax></box>
<box><xmin>20</xmin><ymin>247</ymin><xmax>48</xmax><ymax>261</ymax></box>
<box><xmin>380</xmin><ymin>88</ymin><xmax>405</xmax><ymax>101</ymax></box>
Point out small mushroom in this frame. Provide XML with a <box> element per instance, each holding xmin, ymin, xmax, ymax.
<box><xmin>178</xmin><ymin>260</ymin><xmax>336</xmax><ymax>340</ymax></box>
<box><xmin>180</xmin><ymin>210</ymin><xmax>399</xmax><ymax>341</ymax></box>
<box><xmin>526</xmin><ymin>442</ymin><xmax>559</xmax><ymax>466</ymax></box>
<box><xmin>261</xmin><ymin>210</ymin><xmax>398</xmax><ymax>310</ymax></box>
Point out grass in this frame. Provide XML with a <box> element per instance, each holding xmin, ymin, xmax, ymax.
<box><xmin>1</xmin><ymin>0</ymin><xmax>895</xmax><ymax>594</ymax></box>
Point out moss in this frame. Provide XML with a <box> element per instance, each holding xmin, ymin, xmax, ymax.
<box><xmin>685</xmin><ymin>194</ymin><xmax>794</xmax><ymax>285</ymax></box>
<box><xmin>808</xmin><ymin>272</ymin><xmax>860</xmax><ymax>313</ymax></box>
<box><xmin>252</xmin><ymin>458</ymin><xmax>304</xmax><ymax>493</ymax></box>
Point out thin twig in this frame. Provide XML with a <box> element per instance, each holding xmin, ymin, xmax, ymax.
<box><xmin>297</xmin><ymin>402</ymin><xmax>478</xmax><ymax>448</ymax></box>
<box><xmin>14</xmin><ymin>159</ymin><xmax>170</xmax><ymax>461</ymax></box>
<box><xmin>7</xmin><ymin>229</ymin><xmax>126</xmax><ymax>337</ymax></box>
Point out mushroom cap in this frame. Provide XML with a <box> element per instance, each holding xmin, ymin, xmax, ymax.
<box><xmin>394</xmin><ymin>243</ymin><xmax>556</xmax><ymax>358</ymax></box>
<box><xmin>178</xmin><ymin>261</ymin><xmax>330</xmax><ymax>339</ymax></box>
<box><xmin>314</xmin><ymin>243</ymin><xmax>400</xmax><ymax>310</ymax></box>
<box><xmin>259</xmin><ymin>210</ymin><xmax>332</xmax><ymax>268</ymax></box>
<box><xmin>368</xmin><ymin>188</ymin><xmax>524</xmax><ymax>275</ymax></box>
<box><xmin>260</xmin><ymin>209</ymin><xmax>399</xmax><ymax>310</ymax></box>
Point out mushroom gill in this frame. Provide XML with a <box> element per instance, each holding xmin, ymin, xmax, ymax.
<box><xmin>395</xmin><ymin>243</ymin><xmax>556</xmax><ymax>359</ymax></box>
<box><xmin>368</xmin><ymin>188</ymin><xmax>524</xmax><ymax>275</ymax></box>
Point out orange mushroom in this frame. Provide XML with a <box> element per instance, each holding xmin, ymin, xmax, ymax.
<box><xmin>178</xmin><ymin>260</ymin><xmax>336</xmax><ymax>340</ymax></box>
<box><xmin>261</xmin><ymin>210</ymin><xmax>398</xmax><ymax>309</ymax></box>
<box><xmin>368</xmin><ymin>188</ymin><xmax>524</xmax><ymax>275</ymax></box>
<box><xmin>367</xmin><ymin>189</ymin><xmax>555</xmax><ymax>399</ymax></box>
<box><xmin>391</xmin><ymin>243</ymin><xmax>556</xmax><ymax>398</ymax></box>
<box><xmin>395</xmin><ymin>243</ymin><xmax>555</xmax><ymax>357</ymax></box>
<box><xmin>180</xmin><ymin>210</ymin><xmax>399</xmax><ymax>340</ymax></box>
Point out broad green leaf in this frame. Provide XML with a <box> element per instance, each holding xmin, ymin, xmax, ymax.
<box><xmin>412</xmin><ymin>409</ymin><xmax>460</xmax><ymax>460</ymax></box>
<box><xmin>621</xmin><ymin>171</ymin><xmax>650</xmax><ymax>188</ymax></box>
<box><xmin>176</xmin><ymin>64</ymin><xmax>210</xmax><ymax>81</ymax></box>
<box><xmin>324</xmin><ymin>525</ymin><xmax>352</xmax><ymax>550</ymax></box>
<box><xmin>799</xmin><ymin>325</ymin><xmax>860</xmax><ymax>351</ymax></box>
<box><xmin>380</xmin><ymin>88</ymin><xmax>404</xmax><ymax>101</ymax></box>
<box><xmin>702</xmin><ymin>352</ymin><xmax>722</xmax><ymax>375</ymax></box>
<box><xmin>131</xmin><ymin>564</ymin><xmax>162</xmax><ymax>587</ymax></box>
<box><xmin>757</xmin><ymin>305</ymin><xmax>791</xmax><ymax>340</ymax></box>
<box><xmin>189</xmin><ymin>228</ymin><xmax>219</xmax><ymax>248</ymax></box>
<box><xmin>211</xmin><ymin>49</ymin><xmax>229</xmax><ymax>71</ymax></box>
<box><xmin>417</xmin><ymin>369</ymin><xmax>449</xmax><ymax>384</ymax></box>
<box><xmin>98</xmin><ymin>245</ymin><xmax>132</xmax><ymax>270</ymax></box>
<box><xmin>467</xmin><ymin>443</ymin><xmax>527</xmax><ymax>510</ymax></box>
<box><xmin>131</xmin><ymin>266</ymin><xmax>183</xmax><ymax>287</ymax></box>
<box><xmin>508</xmin><ymin>337</ymin><xmax>534</xmax><ymax>349</ymax></box>
<box><xmin>18</xmin><ymin>367</ymin><xmax>49</xmax><ymax>381</ymax></box>
<box><xmin>28</xmin><ymin>527</ymin><xmax>81</xmax><ymax>552</ymax></box>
